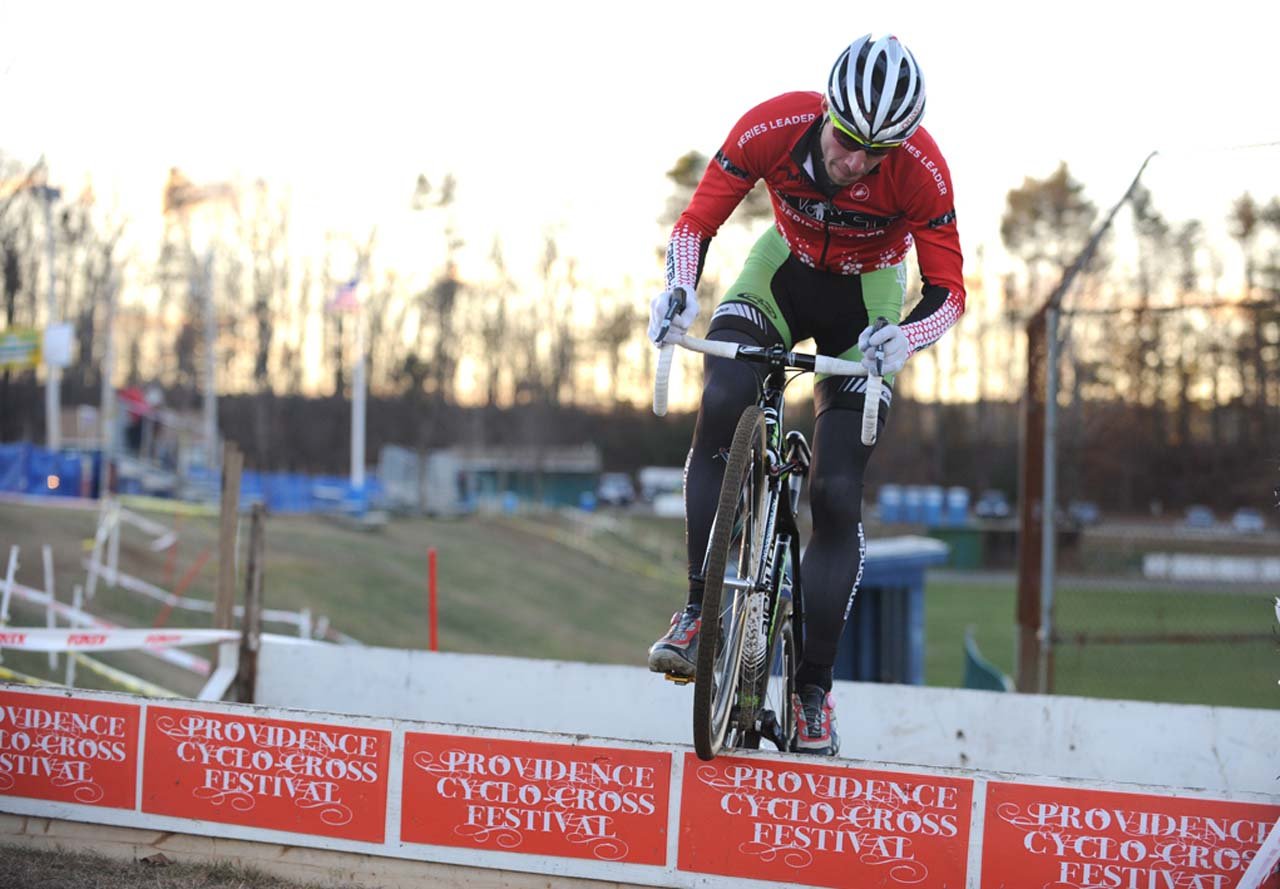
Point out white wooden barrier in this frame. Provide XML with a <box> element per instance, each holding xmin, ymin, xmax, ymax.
<box><xmin>255</xmin><ymin>638</ymin><xmax>1280</xmax><ymax>798</ymax></box>
<box><xmin>1</xmin><ymin>682</ymin><xmax>1277</xmax><ymax>889</ymax></box>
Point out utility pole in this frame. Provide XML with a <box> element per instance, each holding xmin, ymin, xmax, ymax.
<box><xmin>1014</xmin><ymin>152</ymin><xmax>1156</xmax><ymax>693</ymax></box>
<box><xmin>1038</xmin><ymin>303</ymin><xmax>1060</xmax><ymax>691</ymax></box>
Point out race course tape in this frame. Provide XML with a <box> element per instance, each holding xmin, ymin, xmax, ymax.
<box><xmin>0</xmin><ymin>664</ymin><xmax>56</xmax><ymax>686</ymax></box>
<box><xmin>119</xmin><ymin>494</ymin><xmax>217</xmax><ymax>518</ymax></box>
<box><xmin>5</xmin><ymin>581</ymin><xmax>212</xmax><ymax>676</ymax></box>
<box><xmin>71</xmin><ymin>653</ymin><xmax>180</xmax><ymax>698</ymax></box>
<box><xmin>0</xmin><ymin>628</ymin><xmax>239</xmax><ymax>653</ymax></box>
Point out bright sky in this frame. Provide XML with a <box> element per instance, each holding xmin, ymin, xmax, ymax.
<box><xmin>3</xmin><ymin>0</ymin><xmax>1279</xmax><ymax>300</ymax></box>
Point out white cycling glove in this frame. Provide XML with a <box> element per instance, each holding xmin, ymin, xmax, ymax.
<box><xmin>648</xmin><ymin>286</ymin><xmax>700</xmax><ymax>345</ymax></box>
<box><xmin>857</xmin><ymin>322</ymin><xmax>911</xmax><ymax>375</ymax></box>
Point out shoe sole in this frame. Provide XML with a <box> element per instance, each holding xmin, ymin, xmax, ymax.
<box><xmin>648</xmin><ymin>648</ymin><xmax>694</xmax><ymax>678</ymax></box>
<box><xmin>791</xmin><ymin>746</ymin><xmax>839</xmax><ymax>756</ymax></box>
<box><xmin>791</xmin><ymin>740</ymin><xmax>840</xmax><ymax>756</ymax></box>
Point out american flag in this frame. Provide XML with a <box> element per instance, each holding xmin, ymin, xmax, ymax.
<box><xmin>328</xmin><ymin>276</ymin><xmax>361</xmax><ymax>313</ymax></box>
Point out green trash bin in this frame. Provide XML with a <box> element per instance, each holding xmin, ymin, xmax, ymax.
<box><xmin>927</xmin><ymin>526</ymin><xmax>984</xmax><ymax>569</ymax></box>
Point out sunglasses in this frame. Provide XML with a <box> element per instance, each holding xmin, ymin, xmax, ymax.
<box><xmin>828</xmin><ymin>114</ymin><xmax>898</xmax><ymax>157</ymax></box>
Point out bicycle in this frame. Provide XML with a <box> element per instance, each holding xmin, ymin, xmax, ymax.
<box><xmin>652</xmin><ymin>289</ymin><xmax>885</xmax><ymax>761</ymax></box>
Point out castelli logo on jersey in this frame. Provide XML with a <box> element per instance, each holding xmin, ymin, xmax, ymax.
<box><xmin>851</xmin><ymin>183</ymin><xmax>870</xmax><ymax>201</ymax></box>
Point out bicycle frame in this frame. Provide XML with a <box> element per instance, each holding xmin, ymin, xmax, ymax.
<box><xmin>702</xmin><ymin>345</ymin><xmax>813</xmax><ymax>748</ymax></box>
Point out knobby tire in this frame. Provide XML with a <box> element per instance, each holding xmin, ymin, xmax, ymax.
<box><xmin>693</xmin><ymin>405</ymin><xmax>766</xmax><ymax>761</ymax></box>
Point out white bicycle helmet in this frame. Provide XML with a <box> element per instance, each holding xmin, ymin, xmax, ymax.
<box><xmin>827</xmin><ymin>34</ymin><xmax>926</xmax><ymax>147</ymax></box>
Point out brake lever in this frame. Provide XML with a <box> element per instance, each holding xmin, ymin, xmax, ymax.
<box><xmin>870</xmin><ymin>315</ymin><xmax>889</xmax><ymax>376</ymax></box>
<box><xmin>655</xmin><ymin>286</ymin><xmax>688</xmax><ymax>344</ymax></box>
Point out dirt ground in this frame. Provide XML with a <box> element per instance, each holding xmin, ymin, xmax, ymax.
<box><xmin>0</xmin><ymin>845</ymin><xmax>345</xmax><ymax>889</ymax></box>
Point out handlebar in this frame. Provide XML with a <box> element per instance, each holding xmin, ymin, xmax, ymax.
<box><xmin>665</xmin><ymin>332</ymin><xmax>869</xmax><ymax>374</ymax></box>
<box><xmin>650</xmin><ymin>291</ymin><xmax>887</xmax><ymax>446</ymax></box>
<box><xmin>652</xmin><ymin>332</ymin><xmax>869</xmax><ymax>414</ymax></box>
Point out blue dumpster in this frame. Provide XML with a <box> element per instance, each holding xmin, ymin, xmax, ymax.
<box><xmin>834</xmin><ymin>535</ymin><xmax>950</xmax><ymax>685</ymax></box>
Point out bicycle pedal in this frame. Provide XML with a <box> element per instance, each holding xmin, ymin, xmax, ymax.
<box><xmin>664</xmin><ymin>672</ymin><xmax>694</xmax><ymax>686</ymax></box>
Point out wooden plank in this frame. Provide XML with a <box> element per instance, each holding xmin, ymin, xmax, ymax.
<box><xmin>214</xmin><ymin>443</ymin><xmax>242</xmax><ymax>630</ymax></box>
<box><xmin>234</xmin><ymin>503</ymin><xmax>265</xmax><ymax>702</ymax></box>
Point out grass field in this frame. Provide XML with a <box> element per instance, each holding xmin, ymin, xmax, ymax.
<box><xmin>0</xmin><ymin>498</ymin><xmax>1275</xmax><ymax>709</ymax></box>
<box><xmin>924</xmin><ymin>577</ymin><xmax>1278</xmax><ymax>708</ymax></box>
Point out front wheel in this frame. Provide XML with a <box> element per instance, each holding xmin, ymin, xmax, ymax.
<box><xmin>693</xmin><ymin>405</ymin><xmax>767</xmax><ymax>761</ymax></box>
<box><xmin>743</xmin><ymin>602</ymin><xmax>795</xmax><ymax>752</ymax></box>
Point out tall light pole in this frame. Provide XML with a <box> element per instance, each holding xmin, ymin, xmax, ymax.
<box><xmin>331</xmin><ymin>268</ymin><xmax>366</xmax><ymax>493</ymax></box>
<box><xmin>33</xmin><ymin>184</ymin><xmax>63</xmax><ymax>450</ymax></box>
<box><xmin>330</xmin><ymin>235</ymin><xmax>373</xmax><ymax>497</ymax></box>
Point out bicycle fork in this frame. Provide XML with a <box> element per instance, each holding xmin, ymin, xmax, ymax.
<box><xmin>739</xmin><ymin>550</ymin><xmax>796</xmax><ymax>751</ymax></box>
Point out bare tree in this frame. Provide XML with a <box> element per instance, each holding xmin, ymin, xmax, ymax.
<box><xmin>243</xmin><ymin>182</ymin><xmax>291</xmax><ymax>465</ymax></box>
<box><xmin>475</xmin><ymin>237</ymin><xmax>516</xmax><ymax>408</ymax></box>
<box><xmin>1000</xmin><ymin>162</ymin><xmax>1098</xmax><ymax>316</ymax></box>
<box><xmin>0</xmin><ymin>158</ymin><xmax>40</xmax><ymax>440</ymax></box>
<box><xmin>404</xmin><ymin>171</ymin><xmax>463</xmax><ymax>404</ymax></box>
<box><xmin>659</xmin><ymin>150</ymin><xmax>772</xmax><ymax>229</ymax></box>
<box><xmin>364</xmin><ymin>269</ymin><xmax>401</xmax><ymax>394</ymax></box>
<box><xmin>159</xmin><ymin>167</ymin><xmax>237</xmax><ymax>411</ymax></box>
<box><xmin>1227</xmin><ymin>193</ymin><xmax>1277</xmax><ymax>444</ymax></box>
<box><xmin>595</xmin><ymin>297</ymin><xmax>638</xmax><ymax>404</ymax></box>
<box><xmin>1228</xmin><ymin>193</ymin><xmax>1259</xmax><ymax>299</ymax></box>
<box><xmin>278</xmin><ymin>263</ymin><xmax>311</xmax><ymax>396</ymax></box>
<box><xmin>425</xmin><ymin>264</ymin><xmax>463</xmax><ymax>404</ymax></box>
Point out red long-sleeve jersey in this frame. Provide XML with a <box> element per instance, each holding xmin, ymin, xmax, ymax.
<box><xmin>667</xmin><ymin>91</ymin><xmax>965</xmax><ymax>353</ymax></box>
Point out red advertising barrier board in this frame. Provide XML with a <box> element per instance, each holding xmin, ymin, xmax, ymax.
<box><xmin>0</xmin><ymin>689</ymin><xmax>139</xmax><ymax>809</ymax></box>
<box><xmin>142</xmin><ymin>706</ymin><xmax>390</xmax><ymax>843</ymax></box>
<box><xmin>678</xmin><ymin>753</ymin><xmax>973</xmax><ymax>887</ymax></box>
<box><xmin>983</xmin><ymin>781</ymin><xmax>1280</xmax><ymax>888</ymax></box>
<box><xmin>401</xmin><ymin>733</ymin><xmax>670</xmax><ymax>865</ymax></box>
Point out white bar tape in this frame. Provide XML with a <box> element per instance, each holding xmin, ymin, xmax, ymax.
<box><xmin>652</xmin><ymin>343</ymin><xmax>675</xmax><ymax>417</ymax></box>
<box><xmin>0</xmin><ymin>627</ymin><xmax>239</xmax><ymax>653</ymax></box>
<box><xmin>861</xmin><ymin>374</ymin><xmax>883</xmax><ymax>446</ymax></box>
<box><xmin>675</xmin><ymin>334</ymin><xmax>740</xmax><ymax>360</ymax></box>
<box><xmin>813</xmin><ymin>354</ymin><xmax>868</xmax><ymax>377</ymax></box>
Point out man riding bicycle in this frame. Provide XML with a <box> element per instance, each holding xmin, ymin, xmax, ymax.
<box><xmin>647</xmin><ymin>34</ymin><xmax>966</xmax><ymax>756</ymax></box>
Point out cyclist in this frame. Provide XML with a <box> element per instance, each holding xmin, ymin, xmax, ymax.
<box><xmin>646</xmin><ymin>34</ymin><xmax>965</xmax><ymax>756</ymax></box>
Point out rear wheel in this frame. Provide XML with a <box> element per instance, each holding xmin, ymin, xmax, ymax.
<box><xmin>693</xmin><ymin>406</ymin><xmax>767</xmax><ymax>761</ymax></box>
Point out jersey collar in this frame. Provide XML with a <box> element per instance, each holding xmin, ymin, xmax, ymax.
<box><xmin>792</xmin><ymin>116</ymin><xmax>881</xmax><ymax>199</ymax></box>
